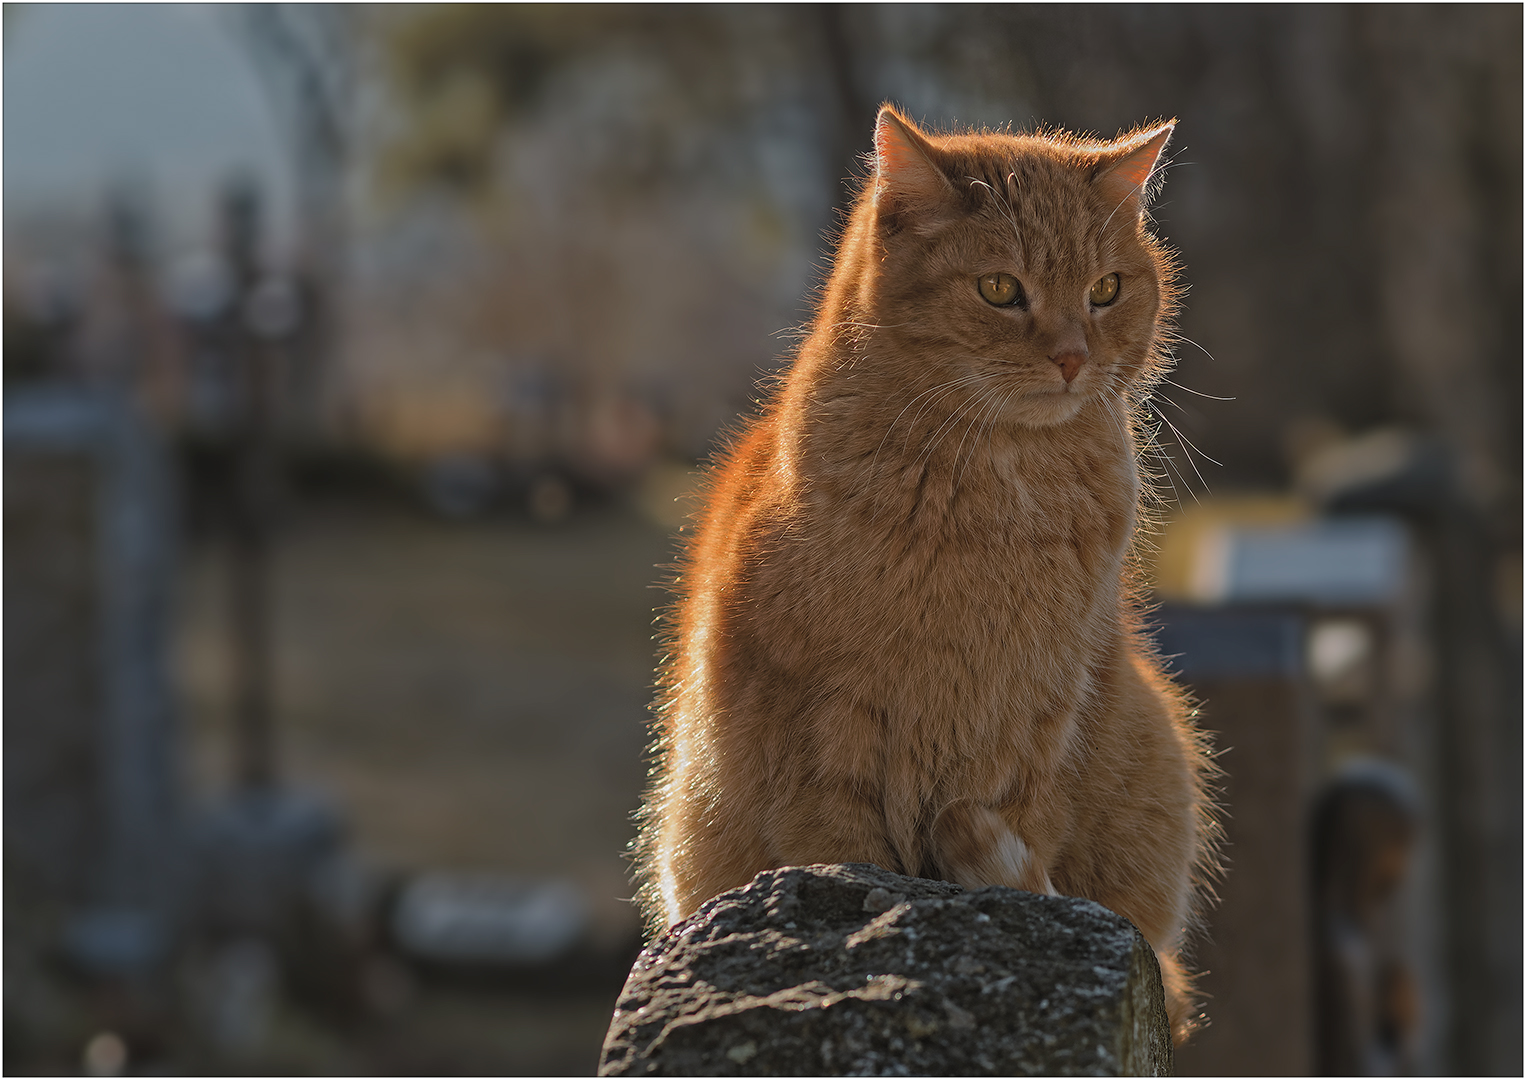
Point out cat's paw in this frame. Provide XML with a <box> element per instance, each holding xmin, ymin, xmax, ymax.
<box><xmin>988</xmin><ymin>830</ymin><xmax>1058</xmax><ymax>895</ymax></box>
<box><xmin>933</xmin><ymin>801</ymin><xmax>1055</xmax><ymax>896</ymax></box>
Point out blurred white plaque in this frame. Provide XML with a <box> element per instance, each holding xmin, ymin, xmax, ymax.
<box><xmin>1190</xmin><ymin>517</ymin><xmax>1409</xmax><ymax>607</ymax></box>
<box><xmin>392</xmin><ymin>872</ymin><xmax>590</xmax><ymax>965</ymax></box>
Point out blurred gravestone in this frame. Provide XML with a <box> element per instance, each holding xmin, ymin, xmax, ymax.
<box><xmin>1159</xmin><ymin>513</ymin><xmax>1422</xmax><ymax>1075</ymax></box>
<box><xmin>1154</xmin><ymin>605</ymin><xmax>1315</xmax><ymax>1076</ymax></box>
<box><xmin>1303</xmin><ymin>432</ymin><xmax>1519</xmax><ymax>1073</ymax></box>
<box><xmin>4</xmin><ymin>386</ymin><xmax>184</xmax><ymax>971</ymax></box>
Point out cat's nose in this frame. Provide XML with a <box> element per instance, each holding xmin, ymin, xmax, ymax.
<box><xmin>1051</xmin><ymin>350</ymin><xmax>1087</xmax><ymax>384</ymax></box>
<box><xmin>1045</xmin><ymin>325</ymin><xmax>1088</xmax><ymax>383</ymax></box>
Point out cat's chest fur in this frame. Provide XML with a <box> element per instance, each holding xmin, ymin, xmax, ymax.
<box><xmin>744</xmin><ymin>401</ymin><xmax>1137</xmax><ymax>753</ymax></box>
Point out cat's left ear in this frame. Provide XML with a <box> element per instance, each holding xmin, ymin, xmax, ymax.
<box><xmin>874</xmin><ymin>105</ymin><xmax>955</xmax><ymax>214</ymax></box>
<box><xmin>1093</xmin><ymin>121</ymin><xmax>1175</xmax><ymax>217</ymax></box>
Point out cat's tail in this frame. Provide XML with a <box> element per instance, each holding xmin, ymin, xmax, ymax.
<box><xmin>1158</xmin><ymin>949</ymin><xmax>1208</xmax><ymax>1047</ymax></box>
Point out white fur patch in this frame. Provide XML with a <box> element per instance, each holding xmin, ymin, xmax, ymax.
<box><xmin>933</xmin><ymin>805</ymin><xmax>1055</xmax><ymax>896</ymax></box>
<box><xmin>947</xmin><ymin>823</ymin><xmax>1058</xmax><ymax>896</ymax></box>
<box><xmin>991</xmin><ymin>831</ymin><xmax>1058</xmax><ymax>896</ymax></box>
<box><xmin>991</xmin><ymin>831</ymin><xmax>1034</xmax><ymax>882</ymax></box>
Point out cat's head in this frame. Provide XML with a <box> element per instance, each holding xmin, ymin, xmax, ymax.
<box><xmin>860</xmin><ymin>105</ymin><xmax>1179</xmax><ymax>429</ymax></box>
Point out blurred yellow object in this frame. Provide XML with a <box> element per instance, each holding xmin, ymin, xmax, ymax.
<box><xmin>1148</xmin><ymin>495</ymin><xmax>1311</xmax><ymax>601</ymax></box>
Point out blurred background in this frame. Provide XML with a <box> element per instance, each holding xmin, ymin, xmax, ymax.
<box><xmin>4</xmin><ymin>5</ymin><xmax>1519</xmax><ymax>1075</ymax></box>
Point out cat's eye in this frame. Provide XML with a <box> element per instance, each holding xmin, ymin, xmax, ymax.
<box><xmin>1089</xmin><ymin>273</ymin><xmax>1120</xmax><ymax>306</ymax></box>
<box><xmin>978</xmin><ymin>272</ymin><xmax>1024</xmax><ymax>307</ymax></box>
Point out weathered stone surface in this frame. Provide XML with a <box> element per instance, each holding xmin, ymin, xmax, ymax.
<box><xmin>599</xmin><ymin>863</ymin><xmax>1171</xmax><ymax>1076</ymax></box>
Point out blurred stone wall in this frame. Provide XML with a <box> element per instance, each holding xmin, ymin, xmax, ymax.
<box><xmin>4</xmin><ymin>452</ymin><xmax>105</xmax><ymax>906</ymax></box>
<box><xmin>3</xmin><ymin>388</ymin><xmax>184</xmax><ymax>921</ymax></box>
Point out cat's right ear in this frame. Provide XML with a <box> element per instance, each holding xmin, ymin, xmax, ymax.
<box><xmin>874</xmin><ymin>106</ymin><xmax>954</xmax><ymax>215</ymax></box>
<box><xmin>1093</xmin><ymin>121</ymin><xmax>1175</xmax><ymax>219</ymax></box>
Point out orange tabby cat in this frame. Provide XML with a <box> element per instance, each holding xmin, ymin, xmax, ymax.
<box><xmin>634</xmin><ymin>105</ymin><xmax>1219</xmax><ymax>1042</ymax></box>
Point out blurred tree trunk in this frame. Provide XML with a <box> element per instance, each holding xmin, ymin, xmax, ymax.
<box><xmin>812</xmin><ymin>4</ymin><xmax>875</xmax><ymax>220</ymax></box>
<box><xmin>1360</xmin><ymin>8</ymin><xmax>1523</xmax><ymax>1073</ymax></box>
<box><xmin>236</xmin><ymin>3</ymin><xmax>356</xmax><ymax>444</ymax></box>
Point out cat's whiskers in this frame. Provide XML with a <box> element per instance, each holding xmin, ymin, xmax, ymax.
<box><xmin>913</xmin><ymin>379</ymin><xmax>1010</xmax><ymax>482</ymax></box>
<box><xmin>907</xmin><ymin>386</ymin><xmax>993</xmax><ymax>484</ymax></box>
<box><xmin>1134</xmin><ymin>410</ymin><xmax>1191</xmax><ymax>508</ymax></box>
<box><xmin>1101</xmin><ymin>367</ymin><xmax>1200</xmax><ymax>507</ymax></box>
<box><xmin>1152</xmin><ymin>405</ymin><xmax>1222</xmax><ymax>470</ymax></box>
<box><xmin>894</xmin><ymin>372</ymin><xmax>1007</xmax><ymax>456</ymax></box>
<box><xmin>866</xmin><ymin>370</ymin><xmax>1008</xmax><ymax>522</ymax></box>
<box><xmin>771</xmin><ymin>322</ymin><xmax>814</xmax><ymax>342</ymax></box>
<box><xmin>827</xmin><ymin>320</ymin><xmax>912</xmax><ymax>331</ymax></box>
<box><xmin>1143</xmin><ymin>336</ymin><xmax>1231</xmax><ymax>492</ymax></box>
<box><xmin>954</xmin><ymin>382</ymin><xmax>1020</xmax><ymax>494</ymax></box>
<box><xmin>1153</xmin><ymin>391</ymin><xmax>1192</xmax><ymax>416</ymax></box>
<box><xmin>1163</xmin><ymin>333</ymin><xmax>1223</xmax><ymax>369</ymax></box>
<box><xmin>984</xmin><ymin>384</ymin><xmax>1025</xmax><ymax>466</ymax></box>
<box><xmin>1157</xmin><ymin>376</ymin><xmax>1233</xmax><ymax>402</ymax></box>
<box><xmin>950</xmin><ymin>383</ymin><xmax>1006</xmax><ymax>493</ymax></box>
<box><xmin>1103</xmin><ymin>367</ymin><xmax>1189</xmax><ymax>508</ymax></box>
<box><xmin>1143</xmin><ymin>401</ymin><xmax>1216</xmax><ymax>504</ymax></box>
<box><xmin>1150</xmin><ymin>388</ymin><xmax>1215</xmax><ymax>453</ymax></box>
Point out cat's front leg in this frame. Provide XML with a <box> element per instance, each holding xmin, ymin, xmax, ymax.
<box><xmin>931</xmin><ymin>800</ymin><xmax>1058</xmax><ymax>896</ymax></box>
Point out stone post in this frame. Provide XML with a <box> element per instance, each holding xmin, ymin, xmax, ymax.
<box><xmin>599</xmin><ymin>863</ymin><xmax>1172</xmax><ymax>1076</ymax></box>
